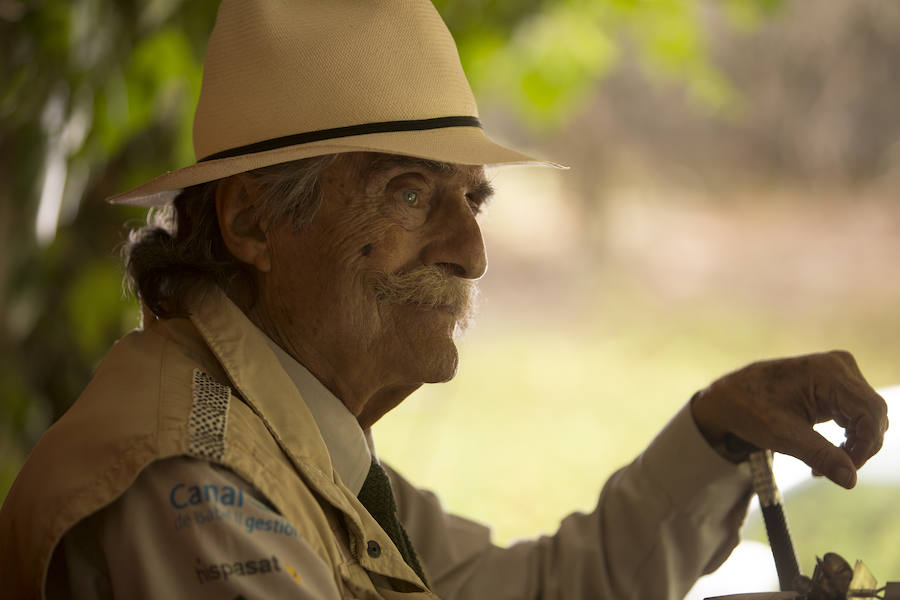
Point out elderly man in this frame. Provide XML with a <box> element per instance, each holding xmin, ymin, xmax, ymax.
<box><xmin>0</xmin><ymin>1</ymin><xmax>888</xmax><ymax>599</ymax></box>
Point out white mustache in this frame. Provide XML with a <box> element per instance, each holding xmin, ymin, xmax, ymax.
<box><xmin>372</xmin><ymin>266</ymin><xmax>478</xmax><ymax>326</ymax></box>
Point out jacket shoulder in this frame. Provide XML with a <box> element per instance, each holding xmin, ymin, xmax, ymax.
<box><xmin>0</xmin><ymin>326</ymin><xmax>199</xmax><ymax>598</ymax></box>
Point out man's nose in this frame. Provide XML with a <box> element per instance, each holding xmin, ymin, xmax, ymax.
<box><xmin>420</xmin><ymin>195</ymin><xmax>487</xmax><ymax>280</ymax></box>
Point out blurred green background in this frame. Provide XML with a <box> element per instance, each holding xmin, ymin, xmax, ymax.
<box><xmin>3</xmin><ymin>0</ymin><xmax>899</xmax><ymax>590</ymax></box>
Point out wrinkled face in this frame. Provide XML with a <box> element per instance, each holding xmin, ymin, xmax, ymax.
<box><xmin>257</xmin><ymin>152</ymin><xmax>492</xmax><ymax>395</ymax></box>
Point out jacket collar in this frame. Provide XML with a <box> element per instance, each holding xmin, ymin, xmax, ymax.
<box><xmin>264</xmin><ymin>335</ymin><xmax>372</xmax><ymax>495</ymax></box>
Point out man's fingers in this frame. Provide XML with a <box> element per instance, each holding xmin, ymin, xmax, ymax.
<box><xmin>780</xmin><ymin>427</ymin><xmax>857</xmax><ymax>489</ymax></box>
<box><xmin>844</xmin><ymin>432</ymin><xmax>879</xmax><ymax>469</ymax></box>
<box><xmin>811</xmin><ymin>354</ymin><xmax>889</xmax><ymax>469</ymax></box>
<box><xmin>854</xmin><ymin>390</ymin><xmax>889</xmax><ymax>467</ymax></box>
<box><xmin>822</xmin><ymin>387</ymin><xmax>888</xmax><ymax>469</ymax></box>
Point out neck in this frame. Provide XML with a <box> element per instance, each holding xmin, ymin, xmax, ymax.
<box><xmin>246</xmin><ymin>302</ymin><xmax>421</xmax><ymax>428</ymax></box>
<box><xmin>356</xmin><ymin>383</ymin><xmax>422</xmax><ymax>429</ymax></box>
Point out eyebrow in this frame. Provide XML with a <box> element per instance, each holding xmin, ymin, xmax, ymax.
<box><xmin>468</xmin><ymin>178</ymin><xmax>495</xmax><ymax>204</ymax></box>
<box><xmin>364</xmin><ymin>155</ymin><xmax>495</xmax><ymax>202</ymax></box>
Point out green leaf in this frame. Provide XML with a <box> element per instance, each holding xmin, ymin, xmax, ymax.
<box><xmin>64</xmin><ymin>260</ymin><xmax>128</xmax><ymax>359</ymax></box>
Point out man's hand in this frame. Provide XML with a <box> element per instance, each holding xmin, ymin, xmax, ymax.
<box><xmin>691</xmin><ymin>350</ymin><xmax>889</xmax><ymax>489</ymax></box>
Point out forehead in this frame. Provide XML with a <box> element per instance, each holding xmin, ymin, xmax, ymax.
<box><xmin>345</xmin><ymin>152</ymin><xmax>486</xmax><ymax>184</ymax></box>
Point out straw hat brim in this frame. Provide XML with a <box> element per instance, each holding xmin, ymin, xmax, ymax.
<box><xmin>109</xmin><ymin>125</ymin><xmax>562</xmax><ymax>207</ymax></box>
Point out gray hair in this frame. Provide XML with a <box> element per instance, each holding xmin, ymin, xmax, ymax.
<box><xmin>124</xmin><ymin>154</ymin><xmax>337</xmax><ymax>318</ymax></box>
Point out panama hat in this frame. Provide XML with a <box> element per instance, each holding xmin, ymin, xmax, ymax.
<box><xmin>109</xmin><ymin>0</ymin><xmax>559</xmax><ymax>207</ymax></box>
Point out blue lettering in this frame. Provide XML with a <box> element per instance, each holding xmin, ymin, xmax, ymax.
<box><xmin>173</xmin><ymin>482</ymin><xmax>245</xmax><ymax>510</ymax></box>
<box><xmin>203</xmin><ymin>484</ymin><xmax>218</xmax><ymax>504</ymax></box>
<box><xmin>170</xmin><ymin>483</ymin><xmax>187</xmax><ymax>509</ymax></box>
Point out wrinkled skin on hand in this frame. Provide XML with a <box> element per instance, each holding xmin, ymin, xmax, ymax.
<box><xmin>691</xmin><ymin>350</ymin><xmax>889</xmax><ymax>489</ymax></box>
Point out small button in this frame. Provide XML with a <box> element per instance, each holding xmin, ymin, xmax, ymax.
<box><xmin>366</xmin><ymin>540</ymin><xmax>381</xmax><ymax>558</ymax></box>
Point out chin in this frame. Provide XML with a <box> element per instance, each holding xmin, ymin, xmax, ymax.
<box><xmin>424</xmin><ymin>359</ymin><xmax>459</xmax><ymax>384</ymax></box>
<box><xmin>416</xmin><ymin>340</ymin><xmax>460</xmax><ymax>384</ymax></box>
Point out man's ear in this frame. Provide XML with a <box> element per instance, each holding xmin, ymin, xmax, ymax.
<box><xmin>215</xmin><ymin>175</ymin><xmax>272</xmax><ymax>272</ymax></box>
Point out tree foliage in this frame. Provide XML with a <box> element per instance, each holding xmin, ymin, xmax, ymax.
<box><xmin>436</xmin><ymin>0</ymin><xmax>783</xmax><ymax>128</ymax></box>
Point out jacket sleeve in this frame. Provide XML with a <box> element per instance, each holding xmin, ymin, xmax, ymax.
<box><xmin>48</xmin><ymin>456</ymin><xmax>342</xmax><ymax>600</ymax></box>
<box><xmin>388</xmin><ymin>403</ymin><xmax>754</xmax><ymax>600</ymax></box>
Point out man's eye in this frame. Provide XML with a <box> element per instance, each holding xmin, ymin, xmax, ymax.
<box><xmin>399</xmin><ymin>190</ymin><xmax>419</xmax><ymax>206</ymax></box>
<box><xmin>466</xmin><ymin>193</ymin><xmax>482</xmax><ymax>214</ymax></box>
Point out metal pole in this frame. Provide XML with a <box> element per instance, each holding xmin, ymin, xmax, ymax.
<box><xmin>749</xmin><ymin>450</ymin><xmax>802</xmax><ymax>592</ymax></box>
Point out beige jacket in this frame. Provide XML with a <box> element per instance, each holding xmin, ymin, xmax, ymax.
<box><xmin>0</xmin><ymin>286</ymin><xmax>752</xmax><ymax>599</ymax></box>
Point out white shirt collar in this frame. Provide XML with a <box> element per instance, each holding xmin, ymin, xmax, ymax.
<box><xmin>263</xmin><ymin>337</ymin><xmax>372</xmax><ymax>496</ymax></box>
